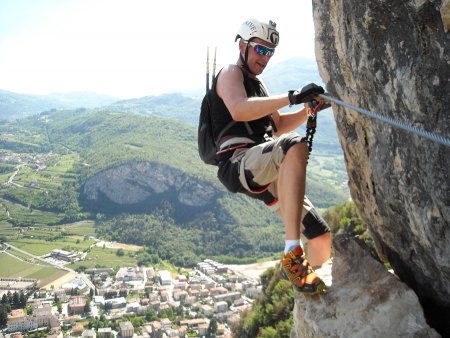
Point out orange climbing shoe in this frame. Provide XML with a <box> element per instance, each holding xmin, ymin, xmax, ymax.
<box><xmin>280</xmin><ymin>245</ymin><xmax>326</xmax><ymax>295</ymax></box>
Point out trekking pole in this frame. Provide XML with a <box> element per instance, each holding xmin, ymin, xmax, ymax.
<box><xmin>212</xmin><ymin>47</ymin><xmax>217</xmax><ymax>80</ymax></box>
<box><xmin>206</xmin><ymin>46</ymin><xmax>210</xmax><ymax>93</ymax></box>
<box><xmin>319</xmin><ymin>94</ymin><xmax>450</xmax><ymax>147</ymax></box>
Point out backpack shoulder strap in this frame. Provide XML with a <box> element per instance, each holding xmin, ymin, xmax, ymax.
<box><xmin>226</xmin><ymin>66</ymin><xmax>254</xmax><ymax>136</ymax></box>
<box><xmin>212</xmin><ymin>66</ymin><xmax>254</xmax><ymax>145</ymax></box>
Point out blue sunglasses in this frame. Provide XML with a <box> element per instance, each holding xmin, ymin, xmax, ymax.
<box><xmin>248</xmin><ymin>41</ymin><xmax>275</xmax><ymax>57</ymax></box>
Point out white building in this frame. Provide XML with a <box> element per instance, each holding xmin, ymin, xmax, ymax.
<box><xmin>214</xmin><ymin>301</ymin><xmax>228</xmax><ymax>313</ymax></box>
<box><xmin>159</xmin><ymin>270</ymin><xmax>172</xmax><ymax>285</ymax></box>
<box><xmin>7</xmin><ymin>302</ymin><xmax>57</xmax><ymax>333</ymax></box>
<box><xmin>119</xmin><ymin>321</ymin><xmax>134</xmax><ymax>338</ymax></box>
<box><xmin>105</xmin><ymin>297</ymin><xmax>127</xmax><ymax>309</ymax></box>
<box><xmin>93</xmin><ymin>295</ymin><xmax>105</xmax><ymax>306</ymax></box>
<box><xmin>61</xmin><ymin>276</ymin><xmax>88</xmax><ymax>293</ymax></box>
<box><xmin>49</xmin><ymin>249</ymin><xmax>82</xmax><ymax>262</ymax></box>
<box><xmin>115</xmin><ymin>267</ymin><xmax>144</xmax><ymax>282</ymax></box>
<box><xmin>201</xmin><ymin>304</ymin><xmax>214</xmax><ymax>317</ymax></box>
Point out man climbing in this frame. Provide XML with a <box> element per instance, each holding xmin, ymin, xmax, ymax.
<box><xmin>208</xmin><ymin>18</ymin><xmax>331</xmax><ymax>294</ymax></box>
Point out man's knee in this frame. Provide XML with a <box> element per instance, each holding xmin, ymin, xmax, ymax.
<box><xmin>306</xmin><ymin>232</ymin><xmax>332</xmax><ymax>253</ymax></box>
<box><xmin>282</xmin><ymin>140</ymin><xmax>309</xmax><ymax>167</ymax></box>
<box><xmin>287</xmin><ymin>141</ymin><xmax>308</xmax><ymax>159</ymax></box>
<box><xmin>306</xmin><ymin>231</ymin><xmax>332</xmax><ymax>267</ymax></box>
<box><xmin>279</xmin><ymin>133</ymin><xmax>306</xmax><ymax>155</ymax></box>
<box><xmin>302</xmin><ymin>208</ymin><xmax>331</xmax><ymax>239</ymax></box>
<box><xmin>309</xmin><ymin>231</ymin><xmax>332</xmax><ymax>244</ymax></box>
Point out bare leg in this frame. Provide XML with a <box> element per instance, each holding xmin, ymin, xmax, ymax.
<box><xmin>278</xmin><ymin>142</ymin><xmax>331</xmax><ymax>266</ymax></box>
<box><xmin>278</xmin><ymin>143</ymin><xmax>309</xmax><ymax>241</ymax></box>
<box><xmin>277</xmin><ymin>142</ymin><xmax>327</xmax><ymax>294</ymax></box>
<box><xmin>306</xmin><ymin>232</ymin><xmax>332</xmax><ymax>267</ymax></box>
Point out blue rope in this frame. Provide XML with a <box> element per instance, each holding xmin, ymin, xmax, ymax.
<box><xmin>319</xmin><ymin>94</ymin><xmax>450</xmax><ymax>148</ymax></box>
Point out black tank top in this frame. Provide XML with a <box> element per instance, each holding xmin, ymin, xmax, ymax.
<box><xmin>209</xmin><ymin>66</ymin><xmax>272</xmax><ymax>143</ymax></box>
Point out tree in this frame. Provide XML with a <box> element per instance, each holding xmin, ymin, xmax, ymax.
<box><xmin>145</xmin><ymin>308</ymin><xmax>158</xmax><ymax>322</ymax></box>
<box><xmin>0</xmin><ymin>304</ymin><xmax>7</xmax><ymax>327</ymax></box>
<box><xmin>25</xmin><ymin>304</ymin><xmax>32</xmax><ymax>315</ymax></box>
<box><xmin>104</xmin><ymin>302</ymin><xmax>113</xmax><ymax>311</ymax></box>
<box><xmin>84</xmin><ymin>299</ymin><xmax>91</xmax><ymax>314</ymax></box>
<box><xmin>12</xmin><ymin>292</ymin><xmax>20</xmax><ymax>309</ymax></box>
<box><xmin>176</xmin><ymin>304</ymin><xmax>184</xmax><ymax>318</ymax></box>
<box><xmin>161</xmin><ymin>307</ymin><xmax>175</xmax><ymax>321</ymax></box>
<box><xmin>19</xmin><ymin>292</ymin><xmax>27</xmax><ymax>308</ymax></box>
<box><xmin>259</xmin><ymin>326</ymin><xmax>278</xmax><ymax>338</ymax></box>
<box><xmin>207</xmin><ymin>318</ymin><xmax>218</xmax><ymax>337</ymax></box>
<box><xmin>232</xmin><ymin>266</ymin><xmax>294</xmax><ymax>338</ymax></box>
<box><xmin>131</xmin><ymin>316</ymin><xmax>144</xmax><ymax>331</ymax></box>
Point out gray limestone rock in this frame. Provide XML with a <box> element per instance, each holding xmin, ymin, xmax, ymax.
<box><xmin>292</xmin><ymin>235</ymin><xmax>439</xmax><ymax>337</ymax></box>
<box><xmin>312</xmin><ymin>0</ymin><xmax>450</xmax><ymax>334</ymax></box>
<box><xmin>83</xmin><ymin>161</ymin><xmax>218</xmax><ymax>207</ymax></box>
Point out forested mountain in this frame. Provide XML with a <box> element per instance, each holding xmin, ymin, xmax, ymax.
<box><xmin>0</xmin><ymin>57</ymin><xmax>339</xmax><ymax>148</ymax></box>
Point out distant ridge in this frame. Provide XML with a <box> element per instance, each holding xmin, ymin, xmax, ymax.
<box><xmin>0</xmin><ymin>89</ymin><xmax>119</xmax><ymax>120</ymax></box>
<box><xmin>0</xmin><ymin>57</ymin><xmax>323</xmax><ymax>121</ymax></box>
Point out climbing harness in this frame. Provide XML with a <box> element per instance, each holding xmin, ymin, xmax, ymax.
<box><xmin>319</xmin><ymin>94</ymin><xmax>450</xmax><ymax>148</ymax></box>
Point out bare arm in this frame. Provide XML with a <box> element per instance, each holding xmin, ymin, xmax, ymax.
<box><xmin>274</xmin><ymin>95</ymin><xmax>325</xmax><ymax>136</ymax></box>
<box><xmin>216</xmin><ymin>64</ymin><xmax>290</xmax><ymax>121</ymax></box>
<box><xmin>216</xmin><ymin>64</ymin><xmax>319</xmax><ymax>136</ymax></box>
<box><xmin>272</xmin><ymin>108</ymin><xmax>309</xmax><ymax>136</ymax></box>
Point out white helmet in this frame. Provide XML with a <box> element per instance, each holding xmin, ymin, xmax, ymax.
<box><xmin>235</xmin><ymin>18</ymin><xmax>280</xmax><ymax>47</ymax></box>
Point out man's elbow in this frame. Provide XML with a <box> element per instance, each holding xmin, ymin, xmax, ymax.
<box><xmin>227</xmin><ymin>99</ymin><xmax>251</xmax><ymax>122</ymax></box>
<box><xmin>228</xmin><ymin>107</ymin><xmax>248</xmax><ymax>122</ymax></box>
<box><xmin>273</xmin><ymin>131</ymin><xmax>284</xmax><ymax>137</ymax></box>
<box><xmin>230</xmin><ymin>114</ymin><xmax>247</xmax><ymax>122</ymax></box>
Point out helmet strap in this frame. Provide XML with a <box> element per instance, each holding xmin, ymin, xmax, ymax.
<box><xmin>239</xmin><ymin>42</ymin><xmax>255</xmax><ymax>75</ymax></box>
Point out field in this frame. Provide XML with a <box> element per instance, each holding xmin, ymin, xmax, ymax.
<box><xmin>0</xmin><ymin>221</ymin><xmax>142</xmax><ymax>289</ymax></box>
<box><xmin>0</xmin><ymin>253</ymin><xmax>65</xmax><ymax>287</ymax></box>
<box><xmin>70</xmin><ymin>246</ymin><xmax>139</xmax><ymax>271</ymax></box>
<box><xmin>309</xmin><ymin>153</ymin><xmax>348</xmax><ymax>191</ymax></box>
<box><xmin>227</xmin><ymin>260</ymin><xmax>279</xmax><ymax>280</ymax></box>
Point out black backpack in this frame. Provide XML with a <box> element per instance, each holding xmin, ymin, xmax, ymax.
<box><xmin>198</xmin><ymin>67</ymin><xmax>257</xmax><ymax>166</ymax></box>
<box><xmin>198</xmin><ymin>73</ymin><xmax>237</xmax><ymax>166</ymax></box>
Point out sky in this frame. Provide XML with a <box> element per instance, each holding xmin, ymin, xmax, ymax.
<box><xmin>0</xmin><ymin>0</ymin><xmax>316</xmax><ymax>99</ymax></box>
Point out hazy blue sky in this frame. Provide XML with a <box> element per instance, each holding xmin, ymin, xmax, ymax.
<box><xmin>0</xmin><ymin>0</ymin><xmax>316</xmax><ymax>98</ymax></box>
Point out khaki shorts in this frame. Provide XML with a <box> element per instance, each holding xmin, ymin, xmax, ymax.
<box><xmin>219</xmin><ymin>132</ymin><xmax>330</xmax><ymax>240</ymax></box>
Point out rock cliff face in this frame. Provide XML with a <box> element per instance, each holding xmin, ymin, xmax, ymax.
<box><xmin>293</xmin><ymin>235</ymin><xmax>439</xmax><ymax>337</ymax></box>
<box><xmin>305</xmin><ymin>0</ymin><xmax>449</xmax><ymax>335</ymax></box>
<box><xmin>82</xmin><ymin>161</ymin><xmax>220</xmax><ymax>214</ymax></box>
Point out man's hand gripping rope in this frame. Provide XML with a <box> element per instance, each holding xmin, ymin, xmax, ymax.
<box><xmin>288</xmin><ymin>83</ymin><xmax>331</xmax><ymax>155</ymax></box>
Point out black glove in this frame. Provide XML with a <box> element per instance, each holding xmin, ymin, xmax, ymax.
<box><xmin>288</xmin><ymin>83</ymin><xmax>324</xmax><ymax>105</ymax></box>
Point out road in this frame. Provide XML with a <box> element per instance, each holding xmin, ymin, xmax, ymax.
<box><xmin>5</xmin><ymin>164</ymin><xmax>24</xmax><ymax>187</ymax></box>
